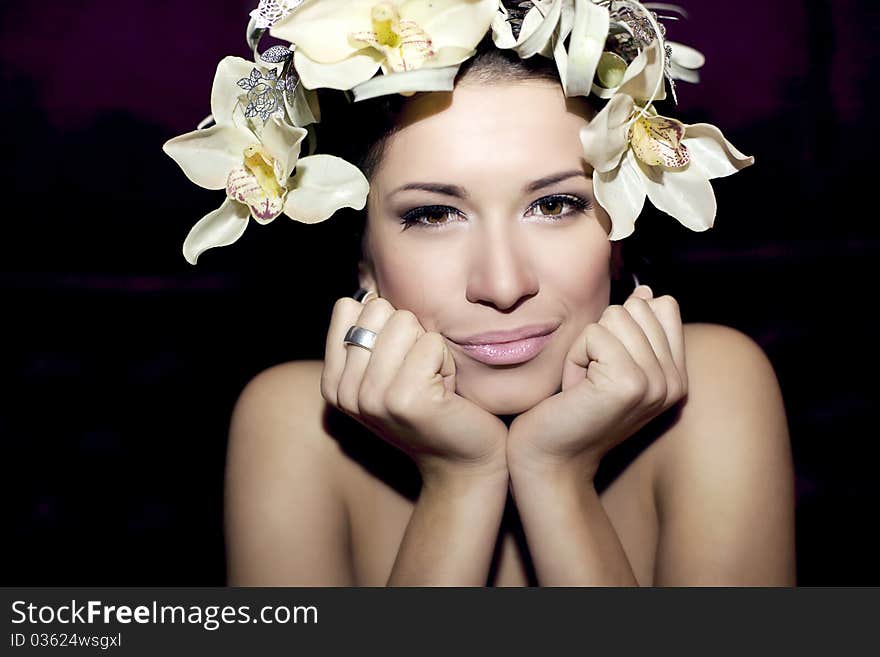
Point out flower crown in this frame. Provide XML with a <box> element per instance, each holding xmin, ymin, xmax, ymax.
<box><xmin>163</xmin><ymin>0</ymin><xmax>754</xmax><ymax>265</ymax></box>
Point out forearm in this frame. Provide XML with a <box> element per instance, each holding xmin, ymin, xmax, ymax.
<box><xmin>386</xmin><ymin>465</ymin><xmax>509</xmax><ymax>586</ymax></box>
<box><xmin>509</xmin><ymin>465</ymin><xmax>639</xmax><ymax>586</ymax></box>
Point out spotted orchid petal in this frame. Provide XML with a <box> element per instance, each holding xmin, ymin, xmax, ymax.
<box><xmin>276</xmin><ymin>0</ymin><xmax>495</xmax><ymax>91</ymax></box>
<box><xmin>182</xmin><ymin>198</ymin><xmax>251</xmax><ymax>265</ymax></box>
<box><xmin>271</xmin><ymin>0</ymin><xmax>377</xmax><ymax>63</ymax></box>
<box><xmin>629</xmin><ymin>112</ymin><xmax>689</xmax><ymax>168</ymax></box>
<box><xmin>594</xmin><ymin>149</ymin><xmax>647</xmax><ymax>241</ymax></box>
<box><xmin>162</xmin><ymin>124</ymin><xmax>254</xmax><ymax>190</ymax></box>
<box><xmin>283</xmin><ymin>154</ymin><xmax>369</xmax><ymax>224</ymax></box>
<box><xmin>226</xmin><ymin>164</ymin><xmax>286</xmax><ymax>224</ymax></box>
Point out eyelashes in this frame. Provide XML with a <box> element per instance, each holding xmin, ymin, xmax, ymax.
<box><xmin>398</xmin><ymin>193</ymin><xmax>594</xmax><ymax>231</ymax></box>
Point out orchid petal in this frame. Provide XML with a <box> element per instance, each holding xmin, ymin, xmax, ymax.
<box><xmin>163</xmin><ymin>125</ymin><xmax>253</xmax><ymax>190</ymax></box>
<box><xmin>668</xmin><ymin>61</ymin><xmax>700</xmax><ymax>83</ymax></box>
<box><xmin>667</xmin><ymin>40</ymin><xmax>705</xmax><ymax>70</ymax></box>
<box><xmin>283</xmin><ymin>154</ymin><xmax>369</xmax><ymax>224</ymax></box>
<box><xmin>226</xmin><ymin>167</ymin><xmax>286</xmax><ymax>224</ymax></box>
<box><xmin>352</xmin><ymin>63</ymin><xmax>460</xmax><ymax>101</ymax></box>
<box><xmin>211</xmin><ymin>56</ymin><xmax>258</xmax><ymax>125</ymax></box>
<box><xmin>293</xmin><ymin>47</ymin><xmax>383</xmax><ymax>90</ymax></box>
<box><xmin>259</xmin><ymin>117</ymin><xmax>308</xmax><ymax>179</ymax></box>
<box><xmin>516</xmin><ymin>0</ymin><xmax>561</xmax><ymax>58</ymax></box>
<box><xmin>286</xmin><ymin>83</ymin><xmax>322</xmax><ymax>127</ymax></box>
<box><xmin>416</xmin><ymin>0</ymin><xmax>499</xmax><ymax>49</ymax></box>
<box><xmin>637</xmin><ymin>157</ymin><xmax>717</xmax><ymax>232</ymax></box>
<box><xmin>682</xmin><ymin>123</ymin><xmax>755</xmax><ymax>179</ymax></box>
<box><xmin>490</xmin><ymin>4</ymin><xmax>516</xmax><ymax>48</ymax></box>
<box><xmin>594</xmin><ymin>149</ymin><xmax>647</xmax><ymax>240</ymax></box>
<box><xmin>182</xmin><ymin>198</ymin><xmax>250</xmax><ymax>265</ymax></box>
<box><xmin>630</xmin><ymin>113</ymin><xmax>689</xmax><ymax>168</ymax></box>
<box><xmin>563</xmin><ymin>0</ymin><xmax>609</xmax><ymax>97</ymax></box>
<box><xmin>617</xmin><ymin>38</ymin><xmax>666</xmax><ymax>103</ymax></box>
<box><xmin>579</xmin><ymin>93</ymin><xmax>632</xmax><ymax>173</ymax></box>
<box><xmin>271</xmin><ymin>0</ymin><xmax>376</xmax><ymax>62</ymax></box>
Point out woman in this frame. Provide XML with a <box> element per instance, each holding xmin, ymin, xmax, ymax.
<box><xmin>220</xmin><ymin>39</ymin><xmax>796</xmax><ymax>586</ymax></box>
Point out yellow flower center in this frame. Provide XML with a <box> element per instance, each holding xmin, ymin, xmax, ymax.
<box><xmin>243</xmin><ymin>145</ymin><xmax>283</xmax><ymax>197</ymax></box>
<box><xmin>349</xmin><ymin>2</ymin><xmax>435</xmax><ymax>72</ymax></box>
<box><xmin>371</xmin><ymin>3</ymin><xmax>402</xmax><ymax>48</ymax></box>
<box><xmin>627</xmin><ymin>109</ymin><xmax>690</xmax><ymax>169</ymax></box>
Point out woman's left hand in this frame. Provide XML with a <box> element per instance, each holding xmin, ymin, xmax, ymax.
<box><xmin>507</xmin><ymin>285</ymin><xmax>689</xmax><ymax>482</ymax></box>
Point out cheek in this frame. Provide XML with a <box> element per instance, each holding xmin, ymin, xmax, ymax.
<box><xmin>371</xmin><ymin>243</ymin><xmax>459</xmax><ymax>327</ymax></box>
<box><xmin>542</xmin><ymin>233</ymin><xmax>611</xmax><ymax>324</ymax></box>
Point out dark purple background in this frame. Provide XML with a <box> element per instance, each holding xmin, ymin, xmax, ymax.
<box><xmin>2</xmin><ymin>0</ymin><xmax>878</xmax><ymax>584</ymax></box>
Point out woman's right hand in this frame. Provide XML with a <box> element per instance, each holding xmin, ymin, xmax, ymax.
<box><xmin>321</xmin><ymin>296</ymin><xmax>509</xmax><ymax>484</ymax></box>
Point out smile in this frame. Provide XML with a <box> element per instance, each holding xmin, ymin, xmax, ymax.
<box><xmin>455</xmin><ymin>329</ymin><xmax>557</xmax><ymax>365</ymax></box>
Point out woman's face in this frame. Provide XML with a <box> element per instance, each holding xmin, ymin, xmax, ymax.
<box><xmin>360</xmin><ymin>80</ymin><xmax>615</xmax><ymax>416</ymax></box>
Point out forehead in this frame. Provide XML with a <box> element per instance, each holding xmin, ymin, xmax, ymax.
<box><xmin>374</xmin><ymin>81</ymin><xmax>594</xmax><ymax>186</ymax></box>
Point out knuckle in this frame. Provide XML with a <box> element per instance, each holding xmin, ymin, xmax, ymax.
<box><xmin>383</xmin><ymin>385</ymin><xmax>412</xmax><ymax>421</ymax></box>
<box><xmin>389</xmin><ymin>309</ymin><xmax>423</xmax><ymax>337</ymax></box>
<box><xmin>656</xmin><ymin>294</ymin><xmax>680</xmax><ymax>313</ymax></box>
<box><xmin>336</xmin><ymin>391</ymin><xmax>359</xmax><ymax>416</ymax></box>
<box><xmin>619</xmin><ymin>369</ymin><xmax>648</xmax><ymax>401</ymax></box>
<box><xmin>333</xmin><ymin>296</ymin><xmax>360</xmax><ymax>316</ymax></box>
<box><xmin>623</xmin><ymin>296</ymin><xmax>646</xmax><ymax>312</ymax></box>
<box><xmin>320</xmin><ymin>379</ymin><xmax>337</xmax><ymax>407</ymax></box>
<box><xmin>363</xmin><ymin>297</ymin><xmax>394</xmax><ymax>314</ymax></box>
<box><xmin>357</xmin><ymin>384</ymin><xmax>385</xmax><ymax>419</ymax></box>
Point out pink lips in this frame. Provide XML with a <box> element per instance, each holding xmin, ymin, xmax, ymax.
<box><xmin>456</xmin><ymin>329</ymin><xmax>557</xmax><ymax>365</ymax></box>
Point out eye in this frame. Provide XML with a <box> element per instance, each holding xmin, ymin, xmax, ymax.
<box><xmin>525</xmin><ymin>194</ymin><xmax>593</xmax><ymax>219</ymax></box>
<box><xmin>398</xmin><ymin>193</ymin><xmax>593</xmax><ymax>230</ymax></box>
<box><xmin>399</xmin><ymin>205</ymin><xmax>463</xmax><ymax>230</ymax></box>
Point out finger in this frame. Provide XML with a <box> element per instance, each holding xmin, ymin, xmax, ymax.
<box><xmin>337</xmin><ymin>297</ymin><xmax>395</xmax><ymax>415</ymax></box>
<box><xmin>358</xmin><ymin>309</ymin><xmax>425</xmax><ymax>418</ymax></box>
<box><xmin>623</xmin><ymin>290</ymin><xmax>680</xmax><ymax>402</ymax></box>
<box><xmin>322</xmin><ymin>296</ymin><xmax>368</xmax><ymax>406</ymax></box>
<box><xmin>387</xmin><ymin>332</ymin><xmax>455</xmax><ymax>419</ymax></box>
<box><xmin>646</xmin><ymin>295</ymin><xmax>688</xmax><ymax>391</ymax></box>
<box><xmin>562</xmin><ymin>321</ymin><xmax>643</xmax><ymax>396</ymax></box>
<box><xmin>598</xmin><ymin>303</ymin><xmax>666</xmax><ymax>405</ymax></box>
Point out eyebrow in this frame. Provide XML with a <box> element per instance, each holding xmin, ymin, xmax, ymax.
<box><xmin>387</xmin><ymin>169</ymin><xmax>589</xmax><ymax>200</ymax></box>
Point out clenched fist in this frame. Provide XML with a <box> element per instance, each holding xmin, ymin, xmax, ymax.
<box><xmin>507</xmin><ymin>285</ymin><xmax>689</xmax><ymax>482</ymax></box>
<box><xmin>321</xmin><ymin>295</ymin><xmax>509</xmax><ymax>484</ymax></box>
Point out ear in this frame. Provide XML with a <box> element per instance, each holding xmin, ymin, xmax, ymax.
<box><xmin>358</xmin><ymin>258</ymin><xmax>378</xmax><ymax>294</ymax></box>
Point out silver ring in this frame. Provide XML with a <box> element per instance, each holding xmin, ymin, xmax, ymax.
<box><xmin>343</xmin><ymin>325</ymin><xmax>377</xmax><ymax>352</ymax></box>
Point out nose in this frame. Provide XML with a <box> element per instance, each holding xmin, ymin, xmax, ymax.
<box><xmin>465</xmin><ymin>219</ymin><xmax>539</xmax><ymax>311</ymax></box>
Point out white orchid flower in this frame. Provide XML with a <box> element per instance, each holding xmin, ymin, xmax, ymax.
<box><xmin>579</xmin><ymin>45</ymin><xmax>754</xmax><ymax>240</ymax></box>
<box><xmin>269</xmin><ymin>0</ymin><xmax>498</xmax><ymax>98</ymax></box>
<box><xmin>162</xmin><ymin>56</ymin><xmax>369</xmax><ymax>264</ymax></box>
<box><xmin>492</xmin><ymin>0</ymin><xmax>609</xmax><ymax>98</ymax></box>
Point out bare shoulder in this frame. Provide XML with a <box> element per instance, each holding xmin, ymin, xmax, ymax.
<box><xmin>228</xmin><ymin>359</ymin><xmax>333</xmax><ymax>456</ymax></box>
<box><xmin>225</xmin><ymin>359</ymin><xmax>355</xmax><ymax>585</ymax></box>
<box><xmin>660</xmin><ymin>321</ymin><xmax>790</xmax><ymax>469</ymax></box>
<box><xmin>650</xmin><ymin>322</ymin><xmax>796</xmax><ymax>584</ymax></box>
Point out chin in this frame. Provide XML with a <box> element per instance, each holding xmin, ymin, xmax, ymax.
<box><xmin>455</xmin><ymin>369</ymin><xmax>558</xmax><ymax>417</ymax></box>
